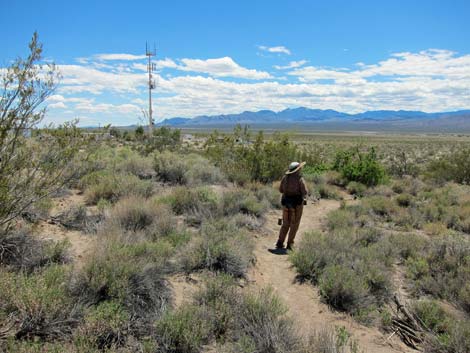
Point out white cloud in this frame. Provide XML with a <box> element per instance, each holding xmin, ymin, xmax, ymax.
<box><xmin>177</xmin><ymin>57</ymin><xmax>272</xmax><ymax>79</ymax></box>
<box><xmin>258</xmin><ymin>45</ymin><xmax>291</xmax><ymax>55</ymax></box>
<box><xmin>32</xmin><ymin>48</ymin><xmax>470</xmax><ymax>125</ymax></box>
<box><xmin>94</xmin><ymin>53</ymin><xmax>147</xmax><ymax>61</ymax></box>
<box><xmin>274</xmin><ymin>60</ymin><xmax>308</xmax><ymax>70</ymax></box>
<box><xmin>48</xmin><ymin>102</ymin><xmax>67</xmax><ymax>109</ymax></box>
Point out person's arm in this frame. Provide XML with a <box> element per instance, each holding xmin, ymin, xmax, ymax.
<box><xmin>279</xmin><ymin>175</ymin><xmax>286</xmax><ymax>193</ymax></box>
<box><xmin>300</xmin><ymin>177</ymin><xmax>308</xmax><ymax>197</ymax></box>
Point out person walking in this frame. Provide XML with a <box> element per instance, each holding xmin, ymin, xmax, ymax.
<box><xmin>276</xmin><ymin>161</ymin><xmax>308</xmax><ymax>250</ymax></box>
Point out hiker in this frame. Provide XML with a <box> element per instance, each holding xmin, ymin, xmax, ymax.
<box><xmin>276</xmin><ymin>161</ymin><xmax>308</xmax><ymax>250</ymax></box>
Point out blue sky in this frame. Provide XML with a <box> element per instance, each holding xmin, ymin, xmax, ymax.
<box><xmin>2</xmin><ymin>0</ymin><xmax>470</xmax><ymax>126</ymax></box>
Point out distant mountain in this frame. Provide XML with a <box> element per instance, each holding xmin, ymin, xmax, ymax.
<box><xmin>156</xmin><ymin>108</ymin><xmax>470</xmax><ymax>132</ymax></box>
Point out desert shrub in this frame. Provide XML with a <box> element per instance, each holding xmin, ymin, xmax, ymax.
<box><xmin>396</xmin><ymin>193</ymin><xmax>413</xmax><ymax>207</ymax></box>
<box><xmin>0</xmin><ymin>340</ymin><xmax>94</xmax><ymax>353</ymax></box>
<box><xmin>346</xmin><ymin>181</ymin><xmax>366</xmax><ymax>197</ymax></box>
<box><xmin>324</xmin><ymin>170</ymin><xmax>347</xmax><ymax>187</ymax></box>
<box><xmin>427</xmin><ymin>147</ymin><xmax>470</xmax><ymax>184</ymax></box>
<box><xmin>411</xmin><ymin>300</ymin><xmax>470</xmax><ymax>353</ymax></box>
<box><xmin>291</xmin><ymin>230</ymin><xmax>392</xmax><ymax>321</ymax></box>
<box><xmin>305</xmin><ymin>328</ymin><xmax>360</xmax><ymax>353</ymax></box>
<box><xmin>0</xmin><ymin>33</ymin><xmax>85</xmax><ymax>230</ymax></box>
<box><xmin>156</xmin><ymin>305</ymin><xmax>214</xmax><ymax>353</ymax></box>
<box><xmin>387</xmin><ymin>150</ymin><xmax>420</xmax><ymax>177</ymax></box>
<box><xmin>77</xmin><ymin>301</ymin><xmax>130</xmax><ymax>350</ymax></box>
<box><xmin>179</xmin><ymin>220</ymin><xmax>254</xmax><ymax>278</ymax></box>
<box><xmin>362</xmin><ymin>196</ymin><xmax>398</xmax><ymax>220</ymax></box>
<box><xmin>107</xmin><ymin>196</ymin><xmax>176</xmax><ymax>239</ymax></box>
<box><xmin>423</xmin><ymin>222</ymin><xmax>448</xmax><ymax>236</ymax></box>
<box><xmin>391</xmin><ymin>177</ymin><xmax>425</xmax><ymax>196</ymax></box>
<box><xmin>116</xmin><ymin>154</ymin><xmax>154</xmax><ymax>180</ymax></box>
<box><xmin>153</xmin><ymin>151</ymin><xmax>225</xmax><ymax>186</ymax></box>
<box><xmin>205</xmin><ymin>128</ymin><xmax>300</xmax><ymax>184</ymax></box>
<box><xmin>326</xmin><ymin>209</ymin><xmax>355</xmax><ymax>231</ymax></box>
<box><xmin>250</xmin><ymin>183</ymin><xmax>281</xmax><ymax>209</ymax></box>
<box><xmin>412</xmin><ymin>300</ymin><xmax>450</xmax><ymax>335</ymax></box>
<box><xmin>221</xmin><ymin>188</ymin><xmax>270</xmax><ymax>218</ymax></box>
<box><xmin>184</xmin><ymin>156</ymin><xmax>225</xmax><ymax>186</ymax></box>
<box><xmin>231</xmin><ymin>213</ymin><xmax>264</xmax><ymax>230</ymax></box>
<box><xmin>333</xmin><ymin>147</ymin><xmax>386</xmax><ymax>186</ymax></box>
<box><xmin>232</xmin><ymin>288</ymin><xmax>302</xmax><ymax>353</ymax></box>
<box><xmin>365</xmin><ymin>184</ymin><xmax>395</xmax><ymax>197</ymax></box>
<box><xmin>315</xmin><ymin>183</ymin><xmax>342</xmax><ymax>200</ymax></box>
<box><xmin>153</xmin><ymin>151</ymin><xmax>188</xmax><ymax>185</ymax></box>
<box><xmin>389</xmin><ymin>233</ymin><xmax>427</xmax><ymax>261</ymax></box>
<box><xmin>0</xmin><ymin>265</ymin><xmax>80</xmax><ymax>341</ymax></box>
<box><xmin>84</xmin><ymin>172</ymin><xmax>153</xmax><ymax>205</ymax></box>
<box><xmin>53</xmin><ymin>205</ymin><xmax>103</xmax><ymax>233</ymax></box>
<box><xmin>193</xmin><ymin>274</ymin><xmax>240</xmax><ymax>338</ymax></box>
<box><xmin>0</xmin><ymin>229</ymin><xmax>69</xmax><ymax>272</ymax></box>
<box><xmin>162</xmin><ymin>186</ymin><xmax>218</xmax><ymax>218</ymax></box>
<box><xmin>72</xmin><ymin>239</ymin><xmax>172</xmax><ymax>333</ymax></box>
<box><xmin>290</xmin><ymin>231</ymin><xmax>350</xmax><ymax>282</ymax></box>
<box><xmin>140</xmin><ymin>126</ymin><xmax>182</xmax><ymax>154</ymax></box>
<box><xmin>319</xmin><ymin>265</ymin><xmax>373</xmax><ymax>317</ymax></box>
<box><xmin>406</xmin><ymin>236</ymin><xmax>470</xmax><ymax>314</ymax></box>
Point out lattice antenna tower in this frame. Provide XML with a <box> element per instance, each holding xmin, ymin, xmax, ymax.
<box><xmin>146</xmin><ymin>42</ymin><xmax>157</xmax><ymax>134</ymax></box>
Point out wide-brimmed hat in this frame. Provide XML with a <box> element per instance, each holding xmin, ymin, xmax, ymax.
<box><xmin>285</xmin><ymin>161</ymin><xmax>306</xmax><ymax>175</ymax></box>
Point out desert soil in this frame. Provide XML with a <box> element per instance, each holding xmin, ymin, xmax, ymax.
<box><xmin>40</xmin><ymin>190</ymin><xmax>416</xmax><ymax>352</ymax></box>
<box><xmin>247</xmin><ymin>199</ymin><xmax>415</xmax><ymax>353</ymax></box>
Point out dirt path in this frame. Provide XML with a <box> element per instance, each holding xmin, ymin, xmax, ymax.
<box><xmin>248</xmin><ymin>199</ymin><xmax>415</xmax><ymax>353</ymax></box>
<box><xmin>36</xmin><ymin>190</ymin><xmax>96</xmax><ymax>265</ymax></box>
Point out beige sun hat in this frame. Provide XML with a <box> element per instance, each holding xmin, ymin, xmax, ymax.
<box><xmin>285</xmin><ymin>161</ymin><xmax>306</xmax><ymax>175</ymax></box>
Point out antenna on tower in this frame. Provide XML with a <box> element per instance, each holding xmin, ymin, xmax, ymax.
<box><xmin>145</xmin><ymin>42</ymin><xmax>157</xmax><ymax>135</ymax></box>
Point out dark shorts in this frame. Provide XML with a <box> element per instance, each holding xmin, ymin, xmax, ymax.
<box><xmin>281</xmin><ymin>195</ymin><xmax>303</xmax><ymax>208</ymax></box>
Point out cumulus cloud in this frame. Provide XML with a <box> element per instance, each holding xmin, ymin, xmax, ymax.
<box><xmin>94</xmin><ymin>53</ymin><xmax>147</xmax><ymax>61</ymax></box>
<box><xmin>177</xmin><ymin>57</ymin><xmax>272</xmax><ymax>79</ymax></box>
<box><xmin>274</xmin><ymin>60</ymin><xmax>308</xmax><ymax>70</ymax></box>
<box><xmin>32</xmin><ymin>48</ymin><xmax>470</xmax><ymax>125</ymax></box>
<box><xmin>258</xmin><ymin>45</ymin><xmax>291</xmax><ymax>55</ymax></box>
<box><xmin>48</xmin><ymin>102</ymin><xmax>67</xmax><ymax>109</ymax></box>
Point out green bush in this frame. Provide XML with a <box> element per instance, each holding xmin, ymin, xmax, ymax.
<box><xmin>0</xmin><ymin>265</ymin><xmax>80</xmax><ymax>341</ymax></box>
<box><xmin>346</xmin><ymin>181</ymin><xmax>367</xmax><ymax>197</ymax></box>
<box><xmin>153</xmin><ymin>151</ymin><xmax>225</xmax><ymax>186</ymax></box>
<box><xmin>162</xmin><ymin>186</ymin><xmax>218</xmax><ymax>218</ymax></box>
<box><xmin>427</xmin><ymin>147</ymin><xmax>470</xmax><ymax>185</ymax></box>
<box><xmin>396</xmin><ymin>193</ymin><xmax>413</xmax><ymax>207</ymax></box>
<box><xmin>108</xmin><ymin>196</ymin><xmax>176</xmax><ymax>239</ymax></box>
<box><xmin>72</xmin><ymin>239</ymin><xmax>172</xmax><ymax>330</ymax></box>
<box><xmin>326</xmin><ymin>209</ymin><xmax>355</xmax><ymax>231</ymax></box>
<box><xmin>290</xmin><ymin>229</ymin><xmax>392</xmax><ymax>321</ymax></box>
<box><xmin>333</xmin><ymin>147</ymin><xmax>386</xmax><ymax>186</ymax></box>
<box><xmin>315</xmin><ymin>184</ymin><xmax>342</xmax><ymax>200</ymax></box>
<box><xmin>156</xmin><ymin>305</ymin><xmax>214</xmax><ymax>353</ymax></box>
<box><xmin>232</xmin><ymin>288</ymin><xmax>301</xmax><ymax>353</ymax></box>
<box><xmin>205</xmin><ymin>128</ymin><xmax>300</xmax><ymax>184</ymax></box>
<box><xmin>319</xmin><ymin>265</ymin><xmax>372</xmax><ymax>316</ymax></box>
<box><xmin>78</xmin><ymin>301</ymin><xmax>130</xmax><ymax>350</ymax></box>
<box><xmin>405</xmin><ymin>236</ymin><xmax>470</xmax><ymax>314</ymax></box>
<box><xmin>221</xmin><ymin>188</ymin><xmax>270</xmax><ymax>218</ymax></box>
<box><xmin>179</xmin><ymin>220</ymin><xmax>254</xmax><ymax>278</ymax></box>
<box><xmin>83</xmin><ymin>172</ymin><xmax>153</xmax><ymax>205</ymax></box>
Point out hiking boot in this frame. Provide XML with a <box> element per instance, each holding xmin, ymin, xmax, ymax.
<box><xmin>275</xmin><ymin>242</ymin><xmax>284</xmax><ymax>249</ymax></box>
<box><xmin>286</xmin><ymin>243</ymin><xmax>294</xmax><ymax>251</ymax></box>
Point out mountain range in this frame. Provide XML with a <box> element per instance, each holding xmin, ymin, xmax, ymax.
<box><xmin>156</xmin><ymin>108</ymin><xmax>470</xmax><ymax>132</ymax></box>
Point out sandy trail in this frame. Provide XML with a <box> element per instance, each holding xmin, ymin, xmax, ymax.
<box><xmin>248</xmin><ymin>199</ymin><xmax>415</xmax><ymax>353</ymax></box>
